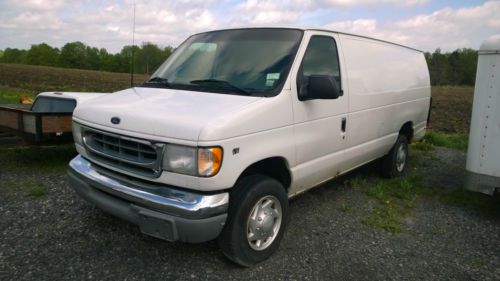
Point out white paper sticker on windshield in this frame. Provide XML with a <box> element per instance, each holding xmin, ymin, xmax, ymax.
<box><xmin>265</xmin><ymin>79</ymin><xmax>275</xmax><ymax>87</ymax></box>
<box><xmin>267</xmin><ymin>73</ymin><xmax>280</xmax><ymax>80</ymax></box>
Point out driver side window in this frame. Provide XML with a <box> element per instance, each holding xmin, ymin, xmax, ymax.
<box><xmin>298</xmin><ymin>36</ymin><xmax>341</xmax><ymax>92</ymax></box>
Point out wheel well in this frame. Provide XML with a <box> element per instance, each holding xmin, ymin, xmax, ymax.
<box><xmin>238</xmin><ymin>157</ymin><xmax>291</xmax><ymax>191</ymax></box>
<box><xmin>400</xmin><ymin>122</ymin><xmax>414</xmax><ymax>143</ymax></box>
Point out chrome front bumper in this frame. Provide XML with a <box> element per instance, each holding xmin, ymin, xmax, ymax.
<box><xmin>67</xmin><ymin>155</ymin><xmax>229</xmax><ymax>242</ymax></box>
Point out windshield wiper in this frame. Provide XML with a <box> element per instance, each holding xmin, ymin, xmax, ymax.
<box><xmin>142</xmin><ymin>77</ymin><xmax>171</xmax><ymax>87</ymax></box>
<box><xmin>189</xmin><ymin>79</ymin><xmax>251</xmax><ymax>96</ymax></box>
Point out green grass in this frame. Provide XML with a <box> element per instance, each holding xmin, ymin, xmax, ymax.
<box><xmin>0</xmin><ymin>144</ymin><xmax>77</xmax><ymax>172</ymax></box>
<box><xmin>365</xmin><ymin>174</ymin><xmax>429</xmax><ymax>202</ymax></box>
<box><xmin>424</xmin><ymin>131</ymin><xmax>468</xmax><ymax>151</ymax></box>
<box><xmin>345</xmin><ymin>174</ymin><xmax>367</xmax><ymax>189</ymax></box>
<box><xmin>361</xmin><ymin>145</ymin><xmax>498</xmax><ymax>233</ymax></box>
<box><xmin>362</xmin><ymin>173</ymin><xmax>429</xmax><ymax>233</ymax></box>
<box><xmin>439</xmin><ymin>188</ymin><xmax>500</xmax><ymax>216</ymax></box>
<box><xmin>3</xmin><ymin>179</ymin><xmax>46</xmax><ymax>198</ymax></box>
<box><xmin>362</xmin><ymin>205</ymin><xmax>404</xmax><ymax>233</ymax></box>
<box><xmin>0</xmin><ymin>86</ymin><xmax>36</xmax><ymax>104</ymax></box>
<box><xmin>361</xmin><ymin>147</ymin><xmax>438</xmax><ymax>234</ymax></box>
<box><xmin>27</xmin><ymin>183</ymin><xmax>46</xmax><ymax>197</ymax></box>
<box><xmin>363</xmin><ymin>173</ymin><xmax>499</xmax><ymax>233</ymax></box>
<box><xmin>411</xmin><ymin>139</ymin><xmax>435</xmax><ymax>152</ymax></box>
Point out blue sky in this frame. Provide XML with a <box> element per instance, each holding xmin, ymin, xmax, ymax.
<box><xmin>0</xmin><ymin>0</ymin><xmax>498</xmax><ymax>53</ymax></box>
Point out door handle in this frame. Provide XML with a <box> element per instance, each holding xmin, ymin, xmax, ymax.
<box><xmin>341</xmin><ymin>117</ymin><xmax>346</xmax><ymax>140</ymax></box>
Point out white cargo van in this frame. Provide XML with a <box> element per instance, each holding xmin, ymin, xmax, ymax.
<box><xmin>67</xmin><ymin>28</ymin><xmax>431</xmax><ymax>266</ymax></box>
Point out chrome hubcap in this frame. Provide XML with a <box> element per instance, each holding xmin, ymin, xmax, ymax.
<box><xmin>247</xmin><ymin>195</ymin><xmax>282</xmax><ymax>251</ymax></box>
<box><xmin>396</xmin><ymin>143</ymin><xmax>407</xmax><ymax>172</ymax></box>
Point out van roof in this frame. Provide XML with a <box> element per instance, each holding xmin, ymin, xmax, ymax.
<box><xmin>195</xmin><ymin>27</ymin><xmax>423</xmax><ymax>53</ymax></box>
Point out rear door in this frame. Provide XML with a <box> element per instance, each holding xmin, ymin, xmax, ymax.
<box><xmin>289</xmin><ymin>31</ymin><xmax>348</xmax><ymax>194</ymax></box>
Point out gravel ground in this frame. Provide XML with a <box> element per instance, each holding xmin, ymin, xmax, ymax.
<box><xmin>1</xmin><ymin>147</ymin><xmax>499</xmax><ymax>281</ymax></box>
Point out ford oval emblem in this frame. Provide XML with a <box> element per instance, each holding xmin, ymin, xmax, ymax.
<box><xmin>111</xmin><ymin>117</ymin><xmax>121</xmax><ymax>125</ymax></box>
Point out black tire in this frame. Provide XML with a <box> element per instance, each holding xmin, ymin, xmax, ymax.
<box><xmin>218</xmin><ymin>175</ymin><xmax>289</xmax><ymax>267</ymax></box>
<box><xmin>379</xmin><ymin>134</ymin><xmax>409</xmax><ymax>178</ymax></box>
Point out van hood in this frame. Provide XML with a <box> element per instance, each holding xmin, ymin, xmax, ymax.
<box><xmin>73</xmin><ymin>87</ymin><xmax>262</xmax><ymax>141</ymax></box>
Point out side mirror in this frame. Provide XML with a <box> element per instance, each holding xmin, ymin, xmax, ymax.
<box><xmin>299</xmin><ymin>75</ymin><xmax>341</xmax><ymax>101</ymax></box>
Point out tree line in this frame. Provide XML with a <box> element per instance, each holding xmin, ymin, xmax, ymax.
<box><xmin>0</xmin><ymin>42</ymin><xmax>478</xmax><ymax>85</ymax></box>
<box><xmin>424</xmin><ymin>48</ymin><xmax>477</xmax><ymax>86</ymax></box>
<box><xmin>0</xmin><ymin>42</ymin><xmax>172</xmax><ymax>75</ymax></box>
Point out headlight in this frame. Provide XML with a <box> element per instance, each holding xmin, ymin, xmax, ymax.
<box><xmin>162</xmin><ymin>145</ymin><xmax>223</xmax><ymax>177</ymax></box>
<box><xmin>163</xmin><ymin>145</ymin><xmax>197</xmax><ymax>175</ymax></box>
<box><xmin>72</xmin><ymin>122</ymin><xmax>83</xmax><ymax>145</ymax></box>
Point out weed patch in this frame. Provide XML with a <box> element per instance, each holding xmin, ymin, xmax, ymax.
<box><xmin>28</xmin><ymin>183</ymin><xmax>46</xmax><ymax>197</ymax></box>
<box><xmin>411</xmin><ymin>140</ymin><xmax>435</xmax><ymax>152</ymax></box>
<box><xmin>362</xmin><ymin>205</ymin><xmax>403</xmax><ymax>233</ymax></box>
<box><xmin>424</xmin><ymin>131</ymin><xmax>468</xmax><ymax>151</ymax></box>
<box><xmin>362</xmin><ymin>172</ymin><xmax>431</xmax><ymax>233</ymax></box>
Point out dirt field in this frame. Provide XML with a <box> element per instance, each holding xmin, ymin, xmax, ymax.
<box><xmin>0</xmin><ymin>63</ymin><xmax>149</xmax><ymax>96</ymax></box>
<box><xmin>430</xmin><ymin>86</ymin><xmax>474</xmax><ymax>134</ymax></box>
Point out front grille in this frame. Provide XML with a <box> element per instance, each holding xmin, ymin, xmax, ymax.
<box><xmin>83</xmin><ymin>128</ymin><xmax>162</xmax><ymax>177</ymax></box>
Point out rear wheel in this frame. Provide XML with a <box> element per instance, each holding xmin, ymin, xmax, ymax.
<box><xmin>218</xmin><ymin>175</ymin><xmax>289</xmax><ymax>267</ymax></box>
<box><xmin>379</xmin><ymin>134</ymin><xmax>408</xmax><ymax>178</ymax></box>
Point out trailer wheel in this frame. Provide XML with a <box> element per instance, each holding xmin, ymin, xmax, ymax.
<box><xmin>218</xmin><ymin>175</ymin><xmax>289</xmax><ymax>267</ymax></box>
<box><xmin>379</xmin><ymin>134</ymin><xmax>408</xmax><ymax>178</ymax></box>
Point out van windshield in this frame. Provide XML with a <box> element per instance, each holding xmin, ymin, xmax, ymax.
<box><xmin>144</xmin><ymin>28</ymin><xmax>303</xmax><ymax>97</ymax></box>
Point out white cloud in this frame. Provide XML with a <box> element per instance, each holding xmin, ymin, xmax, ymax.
<box><xmin>3</xmin><ymin>0</ymin><xmax>67</xmax><ymax>11</ymax></box>
<box><xmin>0</xmin><ymin>0</ymin><xmax>498</xmax><ymax>53</ymax></box>
<box><xmin>320</xmin><ymin>0</ymin><xmax>429</xmax><ymax>7</ymax></box>
<box><xmin>222</xmin><ymin>0</ymin><xmax>429</xmax><ymax>26</ymax></box>
<box><xmin>321</xmin><ymin>1</ymin><xmax>500</xmax><ymax>51</ymax></box>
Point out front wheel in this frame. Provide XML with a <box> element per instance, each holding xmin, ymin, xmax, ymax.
<box><xmin>379</xmin><ymin>134</ymin><xmax>409</xmax><ymax>178</ymax></box>
<box><xmin>218</xmin><ymin>175</ymin><xmax>289</xmax><ymax>267</ymax></box>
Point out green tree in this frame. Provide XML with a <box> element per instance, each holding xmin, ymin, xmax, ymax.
<box><xmin>26</xmin><ymin>43</ymin><xmax>59</xmax><ymax>66</ymax></box>
<box><xmin>1</xmin><ymin>48</ymin><xmax>28</xmax><ymax>63</ymax></box>
<box><xmin>457</xmin><ymin>48</ymin><xmax>478</xmax><ymax>85</ymax></box>
<box><xmin>425</xmin><ymin>48</ymin><xmax>478</xmax><ymax>86</ymax></box>
<box><xmin>137</xmin><ymin>42</ymin><xmax>166</xmax><ymax>74</ymax></box>
<box><xmin>427</xmin><ymin>49</ymin><xmax>450</xmax><ymax>85</ymax></box>
<box><xmin>120</xmin><ymin>45</ymin><xmax>141</xmax><ymax>73</ymax></box>
<box><xmin>59</xmin><ymin>41</ymin><xmax>87</xmax><ymax>69</ymax></box>
<box><xmin>85</xmin><ymin>46</ymin><xmax>101</xmax><ymax>70</ymax></box>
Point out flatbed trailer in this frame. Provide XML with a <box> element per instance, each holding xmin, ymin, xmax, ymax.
<box><xmin>0</xmin><ymin>92</ymin><xmax>106</xmax><ymax>144</ymax></box>
<box><xmin>0</xmin><ymin>104</ymin><xmax>73</xmax><ymax>143</ymax></box>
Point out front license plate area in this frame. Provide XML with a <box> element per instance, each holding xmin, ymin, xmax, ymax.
<box><xmin>136</xmin><ymin>208</ymin><xmax>177</xmax><ymax>241</ymax></box>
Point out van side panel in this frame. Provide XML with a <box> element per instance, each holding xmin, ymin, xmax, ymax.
<box><xmin>339</xmin><ymin>34</ymin><xmax>430</xmax><ymax>170</ymax></box>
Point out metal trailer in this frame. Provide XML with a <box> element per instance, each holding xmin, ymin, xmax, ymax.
<box><xmin>465</xmin><ymin>35</ymin><xmax>500</xmax><ymax>196</ymax></box>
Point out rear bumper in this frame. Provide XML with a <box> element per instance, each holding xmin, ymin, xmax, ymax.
<box><xmin>464</xmin><ymin>169</ymin><xmax>500</xmax><ymax>196</ymax></box>
<box><xmin>67</xmin><ymin>155</ymin><xmax>228</xmax><ymax>243</ymax></box>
